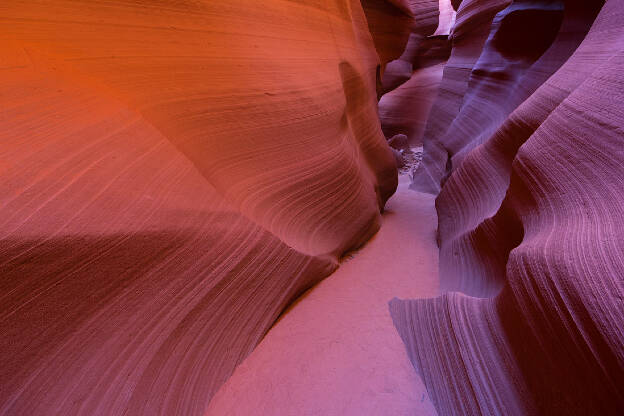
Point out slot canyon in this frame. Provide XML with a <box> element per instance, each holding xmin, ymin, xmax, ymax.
<box><xmin>1</xmin><ymin>0</ymin><xmax>623</xmax><ymax>414</ymax></box>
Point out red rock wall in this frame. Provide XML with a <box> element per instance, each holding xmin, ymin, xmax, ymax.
<box><xmin>391</xmin><ymin>0</ymin><xmax>624</xmax><ymax>414</ymax></box>
<box><xmin>379</xmin><ymin>34</ymin><xmax>451</xmax><ymax>146</ymax></box>
<box><xmin>373</xmin><ymin>0</ymin><xmax>444</xmax><ymax>148</ymax></box>
<box><xmin>0</xmin><ymin>1</ymin><xmax>426</xmax><ymax>414</ymax></box>
<box><xmin>362</xmin><ymin>0</ymin><xmax>439</xmax><ymax>65</ymax></box>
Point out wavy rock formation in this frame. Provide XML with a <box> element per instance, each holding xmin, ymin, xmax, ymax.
<box><xmin>391</xmin><ymin>0</ymin><xmax>624</xmax><ymax>414</ymax></box>
<box><xmin>206</xmin><ymin>177</ymin><xmax>440</xmax><ymax>416</ymax></box>
<box><xmin>411</xmin><ymin>0</ymin><xmax>512</xmax><ymax>193</ymax></box>
<box><xmin>0</xmin><ymin>0</ymin><xmax>414</xmax><ymax>414</ymax></box>
<box><xmin>433</xmin><ymin>0</ymin><xmax>603</xmax><ymax>296</ymax></box>
<box><xmin>2</xmin><ymin>0</ymin><xmax>624</xmax><ymax>415</ymax></box>
<box><xmin>377</xmin><ymin>1</ymin><xmax>452</xmax><ymax>147</ymax></box>
<box><xmin>379</xmin><ymin>35</ymin><xmax>451</xmax><ymax>145</ymax></box>
<box><xmin>362</xmin><ymin>0</ymin><xmax>440</xmax><ymax>66</ymax></box>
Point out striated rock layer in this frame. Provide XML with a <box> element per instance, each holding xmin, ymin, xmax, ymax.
<box><xmin>392</xmin><ymin>0</ymin><xmax>624</xmax><ymax>414</ymax></box>
<box><xmin>379</xmin><ymin>41</ymin><xmax>450</xmax><ymax>146</ymax></box>
<box><xmin>207</xmin><ymin>177</ymin><xmax>440</xmax><ymax>416</ymax></box>
<box><xmin>434</xmin><ymin>0</ymin><xmax>602</xmax><ymax>296</ymax></box>
<box><xmin>411</xmin><ymin>0</ymin><xmax>512</xmax><ymax>193</ymax></box>
<box><xmin>3</xmin><ymin>0</ymin><xmax>624</xmax><ymax>414</ymax></box>
<box><xmin>377</xmin><ymin>1</ymin><xmax>450</xmax><ymax>146</ymax></box>
<box><xmin>362</xmin><ymin>0</ymin><xmax>440</xmax><ymax>66</ymax></box>
<box><xmin>0</xmin><ymin>0</ymin><xmax>442</xmax><ymax>414</ymax></box>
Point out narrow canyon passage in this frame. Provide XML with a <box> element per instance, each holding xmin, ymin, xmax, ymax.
<box><xmin>207</xmin><ymin>176</ymin><xmax>439</xmax><ymax>415</ymax></box>
<box><xmin>1</xmin><ymin>0</ymin><xmax>624</xmax><ymax>415</ymax></box>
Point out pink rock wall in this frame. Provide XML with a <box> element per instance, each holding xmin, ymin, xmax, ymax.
<box><xmin>391</xmin><ymin>0</ymin><xmax>624</xmax><ymax>414</ymax></box>
<box><xmin>435</xmin><ymin>0</ymin><xmax>602</xmax><ymax>296</ymax></box>
<box><xmin>375</xmin><ymin>0</ymin><xmax>447</xmax><ymax>147</ymax></box>
<box><xmin>411</xmin><ymin>0</ymin><xmax>512</xmax><ymax>192</ymax></box>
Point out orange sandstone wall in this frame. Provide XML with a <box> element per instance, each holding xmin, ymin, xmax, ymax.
<box><xmin>0</xmin><ymin>1</ymin><xmax>431</xmax><ymax>414</ymax></box>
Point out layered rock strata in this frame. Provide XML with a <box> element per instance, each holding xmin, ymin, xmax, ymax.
<box><xmin>0</xmin><ymin>0</ymin><xmax>436</xmax><ymax>414</ymax></box>
<box><xmin>2</xmin><ymin>0</ymin><xmax>624</xmax><ymax>415</ymax></box>
<box><xmin>411</xmin><ymin>0</ymin><xmax>513</xmax><ymax>193</ymax></box>
<box><xmin>391</xmin><ymin>0</ymin><xmax>624</xmax><ymax>414</ymax></box>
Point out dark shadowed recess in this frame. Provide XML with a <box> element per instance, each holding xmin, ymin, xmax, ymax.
<box><xmin>493</xmin><ymin>2</ymin><xmax>564</xmax><ymax>60</ymax></box>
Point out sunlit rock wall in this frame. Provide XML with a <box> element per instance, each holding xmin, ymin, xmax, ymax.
<box><xmin>0</xmin><ymin>0</ymin><xmax>431</xmax><ymax>414</ymax></box>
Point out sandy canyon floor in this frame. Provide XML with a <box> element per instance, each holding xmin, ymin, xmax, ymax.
<box><xmin>207</xmin><ymin>174</ymin><xmax>440</xmax><ymax>415</ymax></box>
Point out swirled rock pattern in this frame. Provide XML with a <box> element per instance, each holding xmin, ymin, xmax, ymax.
<box><xmin>391</xmin><ymin>0</ymin><xmax>624</xmax><ymax>414</ymax></box>
<box><xmin>3</xmin><ymin>0</ymin><xmax>624</xmax><ymax>415</ymax></box>
<box><xmin>362</xmin><ymin>0</ymin><xmax>440</xmax><ymax>66</ymax></box>
<box><xmin>379</xmin><ymin>36</ymin><xmax>450</xmax><ymax>145</ymax></box>
<box><xmin>206</xmin><ymin>177</ymin><xmax>440</xmax><ymax>416</ymax></box>
<box><xmin>434</xmin><ymin>0</ymin><xmax>603</xmax><ymax>296</ymax></box>
<box><xmin>377</xmin><ymin>1</ymin><xmax>451</xmax><ymax>146</ymax></box>
<box><xmin>411</xmin><ymin>0</ymin><xmax>512</xmax><ymax>193</ymax></box>
<box><xmin>0</xmin><ymin>0</ymin><xmax>414</xmax><ymax>414</ymax></box>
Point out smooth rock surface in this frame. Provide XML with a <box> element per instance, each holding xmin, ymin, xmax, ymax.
<box><xmin>3</xmin><ymin>0</ymin><xmax>624</xmax><ymax>415</ymax></box>
<box><xmin>207</xmin><ymin>177</ymin><xmax>440</xmax><ymax>416</ymax></box>
<box><xmin>392</xmin><ymin>0</ymin><xmax>624</xmax><ymax>414</ymax></box>
<box><xmin>0</xmin><ymin>1</ymin><xmax>406</xmax><ymax>414</ymax></box>
<box><xmin>411</xmin><ymin>0</ymin><xmax>512</xmax><ymax>193</ymax></box>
